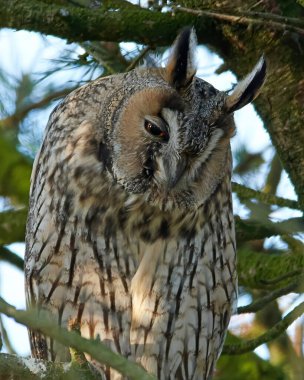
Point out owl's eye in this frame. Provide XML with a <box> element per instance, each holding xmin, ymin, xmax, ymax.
<box><xmin>144</xmin><ymin>119</ymin><xmax>169</xmax><ymax>141</ymax></box>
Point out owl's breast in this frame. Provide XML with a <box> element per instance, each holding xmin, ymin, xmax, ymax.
<box><xmin>126</xmin><ymin>199</ymin><xmax>237</xmax><ymax>379</ymax></box>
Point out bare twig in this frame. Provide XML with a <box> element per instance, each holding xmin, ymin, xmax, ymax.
<box><xmin>241</xmin><ymin>11</ymin><xmax>304</xmax><ymax>26</ymax></box>
<box><xmin>174</xmin><ymin>6</ymin><xmax>304</xmax><ymax>36</ymax></box>
<box><xmin>0</xmin><ymin>87</ymin><xmax>75</xmax><ymax>129</ymax></box>
<box><xmin>126</xmin><ymin>46</ymin><xmax>151</xmax><ymax>71</ymax></box>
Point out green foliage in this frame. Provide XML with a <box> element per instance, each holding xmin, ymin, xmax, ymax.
<box><xmin>217</xmin><ymin>334</ymin><xmax>287</xmax><ymax>380</ymax></box>
<box><xmin>0</xmin><ymin>133</ymin><xmax>31</xmax><ymax>204</ymax></box>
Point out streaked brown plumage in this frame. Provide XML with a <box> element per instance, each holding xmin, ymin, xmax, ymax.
<box><xmin>25</xmin><ymin>28</ymin><xmax>266</xmax><ymax>379</ymax></box>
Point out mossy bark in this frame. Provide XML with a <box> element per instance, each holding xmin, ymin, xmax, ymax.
<box><xmin>237</xmin><ymin>247</ymin><xmax>304</xmax><ymax>290</ymax></box>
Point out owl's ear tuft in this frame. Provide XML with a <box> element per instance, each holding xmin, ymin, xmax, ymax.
<box><xmin>226</xmin><ymin>56</ymin><xmax>267</xmax><ymax>113</ymax></box>
<box><xmin>166</xmin><ymin>27</ymin><xmax>197</xmax><ymax>89</ymax></box>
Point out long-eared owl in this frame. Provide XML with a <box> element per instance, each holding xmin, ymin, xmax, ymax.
<box><xmin>25</xmin><ymin>28</ymin><xmax>266</xmax><ymax>379</ymax></box>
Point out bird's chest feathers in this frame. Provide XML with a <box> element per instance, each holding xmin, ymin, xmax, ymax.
<box><xmin>79</xmin><ymin>196</ymin><xmax>236</xmax><ymax>312</ymax></box>
<box><xmin>129</xmin><ymin>224</ymin><xmax>235</xmax><ymax>321</ymax></box>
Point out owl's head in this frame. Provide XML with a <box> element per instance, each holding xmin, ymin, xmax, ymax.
<box><xmin>104</xmin><ymin>28</ymin><xmax>266</xmax><ymax>209</ymax></box>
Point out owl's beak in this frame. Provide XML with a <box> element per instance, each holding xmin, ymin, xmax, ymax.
<box><xmin>162</xmin><ymin>156</ymin><xmax>188</xmax><ymax>190</ymax></box>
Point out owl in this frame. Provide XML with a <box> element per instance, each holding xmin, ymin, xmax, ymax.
<box><xmin>25</xmin><ymin>28</ymin><xmax>266</xmax><ymax>380</ymax></box>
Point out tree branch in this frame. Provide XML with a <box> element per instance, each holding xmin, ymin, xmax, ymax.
<box><xmin>237</xmin><ymin>247</ymin><xmax>304</xmax><ymax>290</ymax></box>
<box><xmin>174</xmin><ymin>6</ymin><xmax>304</xmax><ymax>35</ymax></box>
<box><xmin>0</xmin><ymin>313</ymin><xmax>17</xmax><ymax>355</ymax></box>
<box><xmin>223</xmin><ymin>301</ymin><xmax>304</xmax><ymax>355</ymax></box>
<box><xmin>0</xmin><ymin>352</ymin><xmax>101</xmax><ymax>380</ymax></box>
<box><xmin>237</xmin><ymin>281</ymin><xmax>300</xmax><ymax>314</ymax></box>
<box><xmin>298</xmin><ymin>0</ymin><xmax>304</xmax><ymax>8</ymax></box>
<box><xmin>0</xmin><ymin>87</ymin><xmax>76</xmax><ymax>129</ymax></box>
<box><xmin>0</xmin><ymin>0</ymin><xmax>197</xmax><ymax>45</ymax></box>
<box><xmin>126</xmin><ymin>46</ymin><xmax>151</xmax><ymax>71</ymax></box>
<box><xmin>0</xmin><ymin>246</ymin><xmax>24</xmax><ymax>271</ymax></box>
<box><xmin>0</xmin><ymin>297</ymin><xmax>156</xmax><ymax>380</ymax></box>
<box><xmin>235</xmin><ymin>216</ymin><xmax>304</xmax><ymax>243</ymax></box>
<box><xmin>80</xmin><ymin>41</ymin><xmax>128</xmax><ymax>74</ymax></box>
<box><xmin>232</xmin><ymin>182</ymin><xmax>299</xmax><ymax>210</ymax></box>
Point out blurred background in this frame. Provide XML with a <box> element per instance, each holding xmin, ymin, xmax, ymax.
<box><xmin>0</xmin><ymin>2</ymin><xmax>304</xmax><ymax>378</ymax></box>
